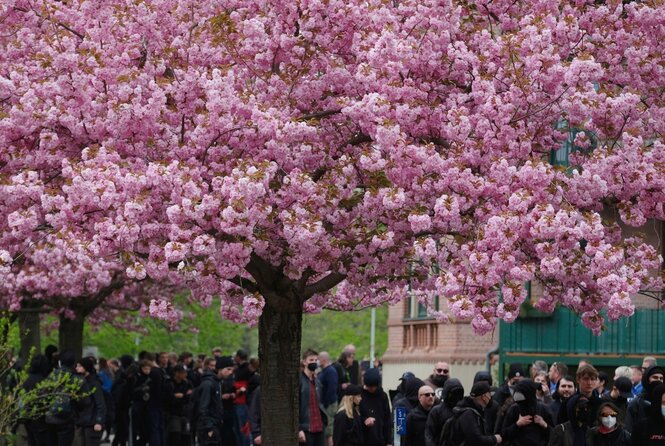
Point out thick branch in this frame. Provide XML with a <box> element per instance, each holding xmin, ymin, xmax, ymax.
<box><xmin>297</xmin><ymin>109</ymin><xmax>343</xmax><ymax>121</ymax></box>
<box><xmin>302</xmin><ymin>272</ymin><xmax>347</xmax><ymax>300</ymax></box>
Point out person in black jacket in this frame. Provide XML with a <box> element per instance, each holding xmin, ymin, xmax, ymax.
<box><xmin>167</xmin><ymin>364</ymin><xmax>193</xmax><ymax>446</ymax></box>
<box><xmin>23</xmin><ymin>354</ymin><xmax>51</xmax><ymax>446</ymax></box>
<box><xmin>45</xmin><ymin>349</ymin><xmax>80</xmax><ymax>446</ymax></box>
<box><xmin>625</xmin><ymin>365</ymin><xmax>665</xmax><ymax>432</ymax></box>
<box><xmin>631</xmin><ymin>383</ymin><xmax>665</xmax><ymax>446</ymax></box>
<box><xmin>217</xmin><ymin>356</ymin><xmax>238</xmax><ymax>446</ymax></box>
<box><xmin>450</xmin><ymin>382</ymin><xmax>502</xmax><ymax>446</ymax></box>
<box><xmin>75</xmin><ymin>357</ymin><xmax>107</xmax><ymax>446</ymax></box>
<box><xmin>333</xmin><ymin>384</ymin><xmax>364</xmax><ymax>446</ymax></box>
<box><xmin>111</xmin><ymin>355</ymin><xmax>135</xmax><ymax>446</ymax></box>
<box><xmin>499</xmin><ymin>379</ymin><xmax>551</xmax><ymax>446</ymax></box>
<box><xmin>405</xmin><ymin>385</ymin><xmax>435</xmax><ymax>446</ymax></box>
<box><xmin>586</xmin><ymin>401</ymin><xmax>630</xmax><ymax>446</ymax></box>
<box><xmin>197</xmin><ymin>357</ymin><xmax>223</xmax><ymax>445</ymax></box>
<box><xmin>425</xmin><ymin>378</ymin><xmax>464</xmax><ymax>446</ymax></box>
<box><xmin>358</xmin><ymin>368</ymin><xmax>392</xmax><ymax>446</ymax></box>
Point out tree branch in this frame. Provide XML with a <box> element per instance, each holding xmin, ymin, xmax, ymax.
<box><xmin>302</xmin><ymin>272</ymin><xmax>347</xmax><ymax>300</ymax></box>
<box><xmin>297</xmin><ymin>109</ymin><xmax>343</xmax><ymax>121</ymax></box>
<box><xmin>228</xmin><ymin>276</ymin><xmax>260</xmax><ymax>294</ymax></box>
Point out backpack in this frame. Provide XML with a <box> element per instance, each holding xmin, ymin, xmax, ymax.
<box><xmin>438</xmin><ymin>407</ymin><xmax>478</xmax><ymax>446</ymax></box>
<box><xmin>44</xmin><ymin>370</ymin><xmax>76</xmax><ymax>425</ymax></box>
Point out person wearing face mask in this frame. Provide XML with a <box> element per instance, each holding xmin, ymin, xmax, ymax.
<box><xmin>586</xmin><ymin>402</ymin><xmax>630</xmax><ymax>446</ymax></box>
<box><xmin>424</xmin><ymin>362</ymin><xmax>451</xmax><ymax>400</ymax></box>
<box><xmin>333</xmin><ymin>385</ymin><xmax>364</xmax><ymax>446</ymax></box>
<box><xmin>600</xmin><ymin>377</ymin><xmax>632</xmax><ymax>420</ymax></box>
<box><xmin>630</xmin><ymin>383</ymin><xmax>665</xmax><ymax>446</ymax></box>
<box><xmin>424</xmin><ymin>378</ymin><xmax>464</xmax><ymax>446</ymax></box>
<box><xmin>500</xmin><ymin>379</ymin><xmax>552</xmax><ymax>446</ymax></box>
<box><xmin>299</xmin><ymin>349</ymin><xmax>327</xmax><ymax>446</ymax></box>
<box><xmin>625</xmin><ymin>365</ymin><xmax>665</xmax><ymax>433</ymax></box>
<box><xmin>449</xmin><ymin>382</ymin><xmax>503</xmax><ymax>446</ymax></box>
<box><xmin>548</xmin><ymin>394</ymin><xmax>594</xmax><ymax>446</ymax></box>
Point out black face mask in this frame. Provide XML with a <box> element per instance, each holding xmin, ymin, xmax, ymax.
<box><xmin>307</xmin><ymin>363</ymin><xmax>318</xmax><ymax>372</ymax></box>
<box><xmin>432</xmin><ymin>375</ymin><xmax>448</xmax><ymax>387</ymax></box>
<box><xmin>517</xmin><ymin>400</ymin><xmax>536</xmax><ymax>417</ymax></box>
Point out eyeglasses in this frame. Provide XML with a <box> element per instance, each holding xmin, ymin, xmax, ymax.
<box><xmin>420</xmin><ymin>393</ymin><xmax>435</xmax><ymax>397</ymax></box>
<box><xmin>436</xmin><ymin>369</ymin><xmax>449</xmax><ymax>374</ymax></box>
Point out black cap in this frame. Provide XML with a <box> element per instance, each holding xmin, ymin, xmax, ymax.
<box><xmin>216</xmin><ymin>356</ymin><xmax>234</xmax><ymax>370</ymax></box>
<box><xmin>470</xmin><ymin>382</ymin><xmax>491</xmax><ymax>397</ymax></box>
<box><xmin>399</xmin><ymin>371</ymin><xmax>415</xmax><ymax>381</ymax></box>
<box><xmin>364</xmin><ymin>368</ymin><xmax>381</xmax><ymax>386</ymax></box>
<box><xmin>173</xmin><ymin>364</ymin><xmax>186</xmax><ymax>373</ymax></box>
<box><xmin>614</xmin><ymin>377</ymin><xmax>633</xmax><ymax>398</ymax></box>
<box><xmin>345</xmin><ymin>384</ymin><xmax>362</xmax><ymax>396</ymax></box>
<box><xmin>508</xmin><ymin>363</ymin><xmax>525</xmax><ymax>380</ymax></box>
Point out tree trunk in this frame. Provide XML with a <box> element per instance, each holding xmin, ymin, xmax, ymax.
<box><xmin>59</xmin><ymin>315</ymin><xmax>84</xmax><ymax>359</ymax></box>
<box><xmin>258</xmin><ymin>302</ymin><xmax>303</xmax><ymax>446</ymax></box>
<box><xmin>18</xmin><ymin>309</ymin><xmax>41</xmax><ymax>361</ymax></box>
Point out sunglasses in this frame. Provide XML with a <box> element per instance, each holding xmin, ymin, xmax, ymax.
<box><xmin>436</xmin><ymin>369</ymin><xmax>449</xmax><ymax>374</ymax></box>
<box><xmin>601</xmin><ymin>412</ymin><xmax>618</xmax><ymax>417</ymax></box>
<box><xmin>420</xmin><ymin>392</ymin><xmax>435</xmax><ymax>397</ymax></box>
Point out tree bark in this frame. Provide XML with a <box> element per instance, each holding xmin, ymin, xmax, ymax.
<box><xmin>17</xmin><ymin>309</ymin><xmax>41</xmax><ymax>361</ymax></box>
<box><xmin>258</xmin><ymin>302</ymin><xmax>303</xmax><ymax>446</ymax></box>
<box><xmin>59</xmin><ymin>315</ymin><xmax>84</xmax><ymax>358</ymax></box>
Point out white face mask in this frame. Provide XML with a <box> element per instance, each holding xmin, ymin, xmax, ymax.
<box><xmin>661</xmin><ymin>405</ymin><xmax>665</xmax><ymax>418</ymax></box>
<box><xmin>601</xmin><ymin>416</ymin><xmax>616</xmax><ymax>429</ymax></box>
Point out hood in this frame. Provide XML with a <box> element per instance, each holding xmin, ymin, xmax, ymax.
<box><xmin>513</xmin><ymin>379</ymin><xmax>538</xmax><ymax>403</ymax></box>
<box><xmin>404</xmin><ymin>377</ymin><xmax>425</xmax><ymax>406</ymax></box>
<box><xmin>29</xmin><ymin>354</ymin><xmax>50</xmax><ymax>376</ymax></box>
<box><xmin>566</xmin><ymin>394</ymin><xmax>593</xmax><ymax>428</ymax></box>
<box><xmin>642</xmin><ymin>366</ymin><xmax>665</xmax><ymax>392</ymax></box>
<box><xmin>474</xmin><ymin>371</ymin><xmax>492</xmax><ymax>386</ymax></box>
<box><xmin>441</xmin><ymin>378</ymin><xmax>464</xmax><ymax>407</ymax></box>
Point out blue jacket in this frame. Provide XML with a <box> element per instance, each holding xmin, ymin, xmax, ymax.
<box><xmin>317</xmin><ymin>365</ymin><xmax>339</xmax><ymax>408</ymax></box>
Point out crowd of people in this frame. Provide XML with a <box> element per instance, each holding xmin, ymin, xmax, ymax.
<box><xmin>9</xmin><ymin>344</ymin><xmax>665</xmax><ymax>446</ymax></box>
<box><xmin>388</xmin><ymin>356</ymin><xmax>665</xmax><ymax>446</ymax></box>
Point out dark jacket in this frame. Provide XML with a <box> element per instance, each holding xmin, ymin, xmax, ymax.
<box><xmin>548</xmin><ymin>394</ymin><xmax>594</xmax><ymax>446</ymax></box>
<box><xmin>197</xmin><ymin>371</ymin><xmax>223</xmax><ymax>430</ymax></box>
<box><xmin>450</xmin><ymin>397</ymin><xmax>497</xmax><ymax>446</ymax></box>
<box><xmin>393</xmin><ymin>378</ymin><xmax>426</xmax><ymax>442</ymax></box>
<box><xmin>76</xmin><ymin>373</ymin><xmax>107</xmax><ymax>427</ymax></box>
<box><xmin>405</xmin><ymin>404</ymin><xmax>431</xmax><ymax>446</ymax></box>
<box><xmin>425</xmin><ymin>378</ymin><xmax>464</xmax><ymax>446</ymax></box>
<box><xmin>318</xmin><ymin>365</ymin><xmax>340</xmax><ymax>408</ymax></box>
<box><xmin>631</xmin><ymin>383</ymin><xmax>665</xmax><ymax>446</ymax></box>
<box><xmin>500</xmin><ymin>380</ymin><xmax>552</xmax><ymax>446</ymax></box>
<box><xmin>333</xmin><ymin>408</ymin><xmax>364</xmax><ymax>446</ymax></box>
<box><xmin>359</xmin><ymin>387</ymin><xmax>392</xmax><ymax>446</ymax></box>
<box><xmin>299</xmin><ymin>371</ymin><xmax>327</xmax><ymax>432</ymax></box>
<box><xmin>625</xmin><ymin>366</ymin><xmax>665</xmax><ymax>432</ymax></box>
<box><xmin>248</xmin><ymin>386</ymin><xmax>261</xmax><ymax>440</ymax></box>
<box><xmin>168</xmin><ymin>378</ymin><xmax>193</xmax><ymax>417</ymax></box>
<box><xmin>586</xmin><ymin>426</ymin><xmax>630</xmax><ymax>446</ymax></box>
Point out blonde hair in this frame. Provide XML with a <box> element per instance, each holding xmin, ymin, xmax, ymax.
<box><xmin>337</xmin><ymin>395</ymin><xmax>359</xmax><ymax>419</ymax></box>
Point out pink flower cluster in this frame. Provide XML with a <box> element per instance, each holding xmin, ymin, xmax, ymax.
<box><xmin>0</xmin><ymin>0</ymin><xmax>663</xmax><ymax>333</ymax></box>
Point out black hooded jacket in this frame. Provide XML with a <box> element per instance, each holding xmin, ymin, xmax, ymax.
<box><xmin>499</xmin><ymin>380</ymin><xmax>552</xmax><ymax>446</ymax></box>
<box><xmin>359</xmin><ymin>386</ymin><xmax>392</xmax><ymax>446</ymax></box>
<box><xmin>631</xmin><ymin>383</ymin><xmax>665</xmax><ymax>445</ymax></box>
<box><xmin>450</xmin><ymin>397</ymin><xmax>497</xmax><ymax>446</ymax></box>
<box><xmin>625</xmin><ymin>365</ymin><xmax>665</xmax><ymax>432</ymax></box>
<box><xmin>393</xmin><ymin>378</ymin><xmax>425</xmax><ymax>442</ymax></box>
<box><xmin>425</xmin><ymin>378</ymin><xmax>464</xmax><ymax>446</ymax></box>
<box><xmin>549</xmin><ymin>394</ymin><xmax>594</xmax><ymax>446</ymax></box>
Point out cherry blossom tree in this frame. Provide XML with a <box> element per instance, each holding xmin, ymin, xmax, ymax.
<box><xmin>1</xmin><ymin>0</ymin><xmax>663</xmax><ymax>443</ymax></box>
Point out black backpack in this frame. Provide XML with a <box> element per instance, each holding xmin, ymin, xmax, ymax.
<box><xmin>438</xmin><ymin>407</ymin><xmax>479</xmax><ymax>446</ymax></box>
